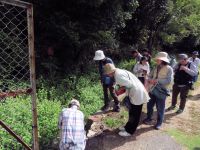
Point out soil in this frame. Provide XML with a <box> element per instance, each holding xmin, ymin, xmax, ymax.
<box><xmin>85</xmin><ymin>86</ymin><xmax>200</xmax><ymax>150</ymax></box>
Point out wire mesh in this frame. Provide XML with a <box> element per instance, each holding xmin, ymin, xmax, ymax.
<box><xmin>0</xmin><ymin>1</ymin><xmax>30</xmax><ymax>99</ymax></box>
<box><xmin>0</xmin><ymin>1</ymin><xmax>35</xmax><ymax>149</ymax></box>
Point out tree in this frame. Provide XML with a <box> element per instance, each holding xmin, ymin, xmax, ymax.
<box><xmin>120</xmin><ymin>0</ymin><xmax>169</xmax><ymax>51</ymax></box>
<box><xmin>160</xmin><ymin>0</ymin><xmax>200</xmax><ymax>51</ymax></box>
<box><xmin>23</xmin><ymin>0</ymin><xmax>139</xmax><ymax>73</ymax></box>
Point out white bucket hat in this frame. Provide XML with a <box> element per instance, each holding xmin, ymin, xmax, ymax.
<box><xmin>70</xmin><ymin>99</ymin><xmax>80</xmax><ymax>107</ymax></box>
<box><xmin>104</xmin><ymin>63</ymin><xmax>116</xmax><ymax>74</ymax></box>
<box><xmin>93</xmin><ymin>50</ymin><xmax>106</xmax><ymax>61</ymax></box>
<box><xmin>155</xmin><ymin>52</ymin><xmax>170</xmax><ymax>63</ymax></box>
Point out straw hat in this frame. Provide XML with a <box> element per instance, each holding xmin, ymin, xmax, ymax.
<box><xmin>70</xmin><ymin>99</ymin><xmax>80</xmax><ymax>107</ymax></box>
<box><xmin>93</xmin><ymin>50</ymin><xmax>106</xmax><ymax>61</ymax></box>
<box><xmin>155</xmin><ymin>52</ymin><xmax>170</xmax><ymax>63</ymax></box>
<box><xmin>104</xmin><ymin>63</ymin><xmax>116</xmax><ymax>74</ymax></box>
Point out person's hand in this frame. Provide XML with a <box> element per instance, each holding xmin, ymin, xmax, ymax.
<box><xmin>180</xmin><ymin>66</ymin><xmax>188</xmax><ymax>71</ymax></box>
<box><xmin>148</xmin><ymin>79</ymin><xmax>157</xmax><ymax>85</ymax></box>
<box><xmin>138</xmin><ymin>69</ymin><xmax>143</xmax><ymax>73</ymax></box>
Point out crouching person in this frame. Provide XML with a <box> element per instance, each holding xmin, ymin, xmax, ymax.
<box><xmin>58</xmin><ymin>99</ymin><xmax>86</xmax><ymax>150</ymax></box>
<box><xmin>104</xmin><ymin>64</ymin><xmax>150</xmax><ymax>136</ymax></box>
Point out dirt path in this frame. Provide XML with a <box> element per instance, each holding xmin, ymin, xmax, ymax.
<box><xmin>85</xmin><ymin>87</ymin><xmax>200</xmax><ymax>150</ymax></box>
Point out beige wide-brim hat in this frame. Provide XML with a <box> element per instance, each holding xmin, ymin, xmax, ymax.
<box><xmin>93</xmin><ymin>50</ymin><xmax>106</xmax><ymax>60</ymax></box>
<box><xmin>70</xmin><ymin>99</ymin><xmax>80</xmax><ymax>107</ymax></box>
<box><xmin>155</xmin><ymin>52</ymin><xmax>170</xmax><ymax>63</ymax></box>
<box><xmin>104</xmin><ymin>63</ymin><xmax>116</xmax><ymax>74</ymax></box>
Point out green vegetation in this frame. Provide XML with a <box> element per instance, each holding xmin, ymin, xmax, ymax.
<box><xmin>166</xmin><ymin>71</ymin><xmax>200</xmax><ymax>150</ymax></box>
<box><xmin>0</xmin><ymin>59</ymin><xmax>135</xmax><ymax>149</ymax></box>
<box><xmin>19</xmin><ymin>0</ymin><xmax>200</xmax><ymax>72</ymax></box>
<box><xmin>167</xmin><ymin>129</ymin><xmax>200</xmax><ymax>150</ymax></box>
<box><xmin>103</xmin><ymin>109</ymin><xmax>128</xmax><ymax>128</ymax></box>
<box><xmin>0</xmin><ymin>70</ymin><xmax>104</xmax><ymax>149</ymax></box>
<box><xmin>1</xmin><ymin>0</ymin><xmax>200</xmax><ymax>149</ymax></box>
<box><xmin>0</xmin><ymin>96</ymin><xmax>61</xmax><ymax>150</ymax></box>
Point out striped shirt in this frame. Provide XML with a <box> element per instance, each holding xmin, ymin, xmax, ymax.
<box><xmin>58</xmin><ymin>106</ymin><xmax>86</xmax><ymax>150</ymax></box>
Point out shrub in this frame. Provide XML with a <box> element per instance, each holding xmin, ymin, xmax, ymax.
<box><xmin>117</xmin><ymin>59</ymin><xmax>136</xmax><ymax>71</ymax></box>
<box><xmin>0</xmin><ymin>94</ymin><xmax>61</xmax><ymax>150</ymax></box>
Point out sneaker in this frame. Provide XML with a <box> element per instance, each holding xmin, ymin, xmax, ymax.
<box><xmin>154</xmin><ymin>125</ymin><xmax>161</xmax><ymax>130</ymax></box>
<box><xmin>143</xmin><ymin>118</ymin><xmax>152</xmax><ymax>125</ymax></box>
<box><xmin>113</xmin><ymin>105</ymin><xmax>120</xmax><ymax>112</ymax></box>
<box><xmin>118</xmin><ymin>131</ymin><xmax>131</xmax><ymax>137</ymax></box>
<box><xmin>166</xmin><ymin>106</ymin><xmax>176</xmax><ymax>112</ymax></box>
<box><xmin>101</xmin><ymin>105</ymin><xmax>109</xmax><ymax>111</ymax></box>
<box><xmin>176</xmin><ymin>109</ymin><xmax>183</xmax><ymax>114</ymax></box>
<box><xmin>118</xmin><ymin>126</ymin><xmax>125</xmax><ymax>131</ymax></box>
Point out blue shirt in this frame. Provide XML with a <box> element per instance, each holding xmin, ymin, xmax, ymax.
<box><xmin>98</xmin><ymin>57</ymin><xmax>114</xmax><ymax>85</ymax></box>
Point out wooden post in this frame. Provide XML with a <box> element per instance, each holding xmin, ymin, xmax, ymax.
<box><xmin>27</xmin><ymin>4</ymin><xmax>39</xmax><ymax>150</ymax></box>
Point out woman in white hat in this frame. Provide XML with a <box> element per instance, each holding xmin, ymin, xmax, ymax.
<box><xmin>143</xmin><ymin>52</ymin><xmax>173</xmax><ymax>130</ymax></box>
<box><xmin>93</xmin><ymin>50</ymin><xmax>120</xmax><ymax>112</ymax></box>
<box><xmin>104</xmin><ymin>64</ymin><xmax>150</xmax><ymax>136</ymax></box>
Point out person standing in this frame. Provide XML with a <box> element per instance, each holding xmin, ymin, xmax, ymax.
<box><xmin>167</xmin><ymin>54</ymin><xmax>198</xmax><ymax>114</ymax></box>
<box><xmin>143</xmin><ymin>52</ymin><xmax>173</xmax><ymax>130</ymax></box>
<box><xmin>189</xmin><ymin>51</ymin><xmax>200</xmax><ymax>83</ymax></box>
<box><xmin>104</xmin><ymin>64</ymin><xmax>150</xmax><ymax>136</ymax></box>
<box><xmin>131</xmin><ymin>50</ymin><xmax>143</xmax><ymax>62</ymax></box>
<box><xmin>133</xmin><ymin>56</ymin><xmax>150</xmax><ymax>85</ymax></box>
<box><xmin>93</xmin><ymin>50</ymin><xmax>120</xmax><ymax>112</ymax></box>
<box><xmin>58</xmin><ymin>99</ymin><xmax>86</xmax><ymax>150</ymax></box>
<box><xmin>142</xmin><ymin>48</ymin><xmax>152</xmax><ymax>66</ymax></box>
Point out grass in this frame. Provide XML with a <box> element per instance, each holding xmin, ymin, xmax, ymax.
<box><xmin>166</xmin><ymin>70</ymin><xmax>200</xmax><ymax>150</ymax></box>
<box><xmin>103</xmin><ymin>109</ymin><xmax>128</xmax><ymax>128</ymax></box>
<box><xmin>167</xmin><ymin>129</ymin><xmax>200</xmax><ymax>150</ymax></box>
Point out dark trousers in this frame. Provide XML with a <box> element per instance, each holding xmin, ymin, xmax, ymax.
<box><xmin>172</xmin><ymin>84</ymin><xmax>190</xmax><ymax>110</ymax></box>
<box><xmin>147</xmin><ymin>94</ymin><xmax>166</xmax><ymax>126</ymax></box>
<box><xmin>138</xmin><ymin>77</ymin><xmax>145</xmax><ymax>85</ymax></box>
<box><xmin>125</xmin><ymin>103</ymin><xmax>143</xmax><ymax>134</ymax></box>
<box><xmin>103</xmin><ymin>84</ymin><xmax>119</xmax><ymax>106</ymax></box>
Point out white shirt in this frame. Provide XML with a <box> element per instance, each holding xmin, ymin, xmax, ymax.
<box><xmin>114</xmin><ymin>68</ymin><xmax>150</xmax><ymax>105</ymax></box>
<box><xmin>133</xmin><ymin>62</ymin><xmax>150</xmax><ymax>77</ymax></box>
<box><xmin>189</xmin><ymin>57</ymin><xmax>200</xmax><ymax>69</ymax></box>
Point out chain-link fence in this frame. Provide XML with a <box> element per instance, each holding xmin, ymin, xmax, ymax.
<box><xmin>0</xmin><ymin>0</ymin><xmax>39</xmax><ymax>149</ymax></box>
<box><xmin>0</xmin><ymin>1</ymin><xmax>30</xmax><ymax>99</ymax></box>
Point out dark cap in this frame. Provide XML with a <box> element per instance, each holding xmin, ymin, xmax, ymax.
<box><xmin>178</xmin><ymin>54</ymin><xmax>188</xmax><ymax>60</ymax></box>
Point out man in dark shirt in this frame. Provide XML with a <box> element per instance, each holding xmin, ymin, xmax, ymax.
<box><xmin>94</xmin><ymin>50</ymin><xmax>120</xmax><ymax>112</ymax></box>
<box><xmin>166</xmin><ymin>54</ymin><xmax>198</xmax><ymax>114</ymax></box>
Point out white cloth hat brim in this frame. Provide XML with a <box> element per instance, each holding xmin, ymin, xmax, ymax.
<box><xmin>155</xmin><ymin>57</ymin><xmax>170</xmax><ymax>63</ymax></box>
<box><xmin>93</xmin><ymin>56</ymin><xmax>105</xmax><ymax>60</ymax></box>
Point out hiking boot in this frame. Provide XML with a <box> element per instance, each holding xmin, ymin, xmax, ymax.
<box><xmin>176</xmin><ymin>109</ymin><xmax>183</xmax><ymax>114</ymax></box>
<box><xmin>101</xmin><ymin>105</ymin><xmax>109</xmax><ymax>112</ymax></box>
<box><xmin>113</xmin><ymin>105</ymin><xmax>120</xmax><ymax>112</ymax></box>
<box><xmin>143</xmin><ymin>118</ymin><xmax>152</xmax><ymax>125</ymax></box>
<box><xmin>166</xmin><ymin>106</ymin><xmax>176</xmax><ymax>112</ymax></box>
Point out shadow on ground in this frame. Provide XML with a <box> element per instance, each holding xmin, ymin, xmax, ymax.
<box><xmin>86</xmin><ymin>126</ymin><xmax>153</xmax><ymax>150</ymax></box>
<box><xmin>188</xmin><ymin>94</ymin><xmax>200</xmax><ymax>101</ymax></box>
